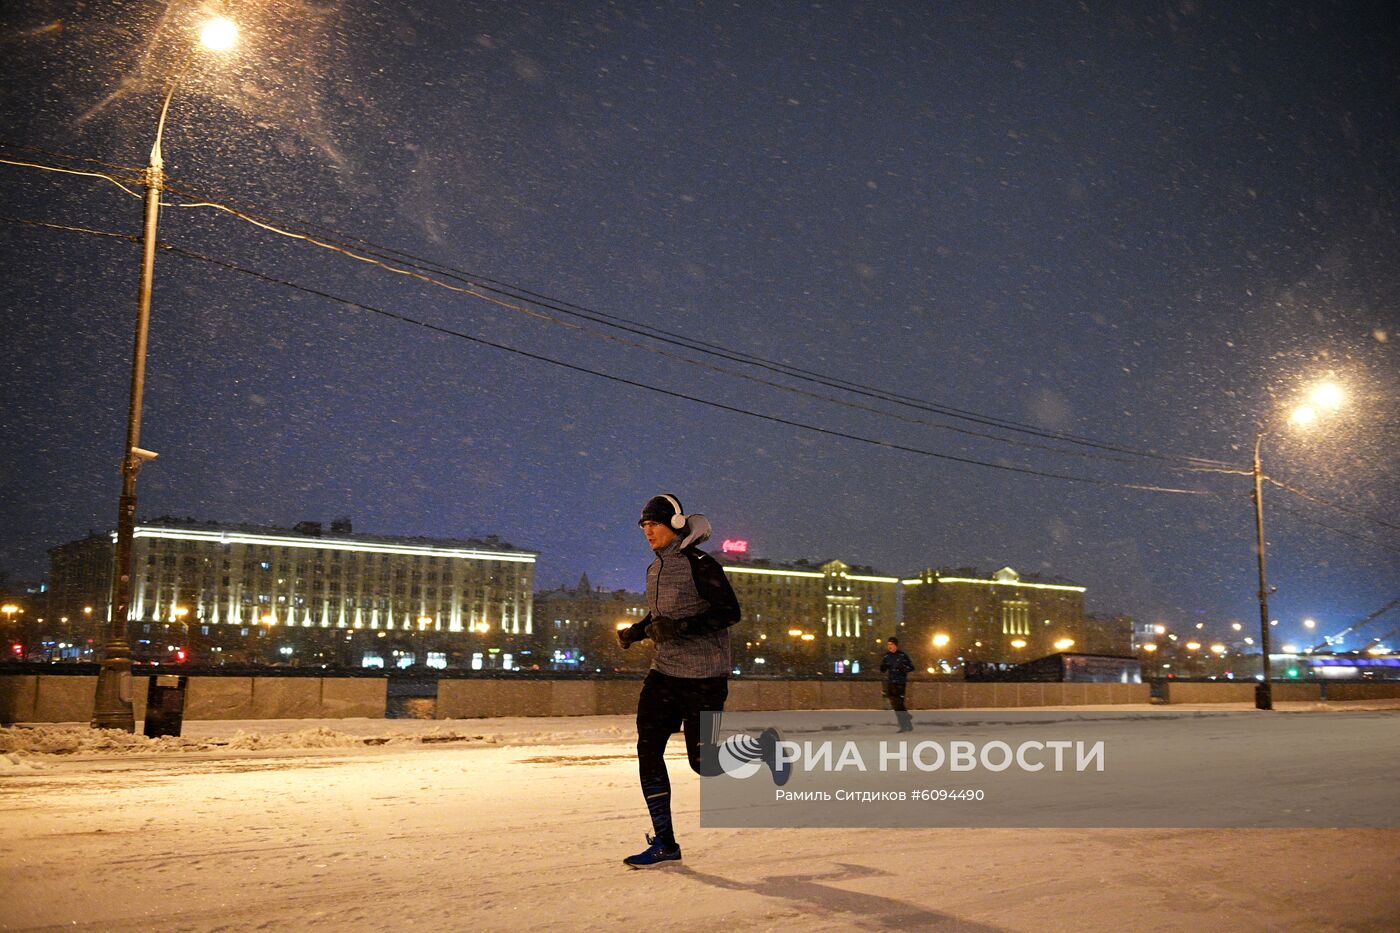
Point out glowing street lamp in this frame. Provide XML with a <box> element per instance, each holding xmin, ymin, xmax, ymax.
<box><xmin>1249</xmin><ymin>378</ymin><xmax>1346</xmax><ymax>711</ymax></box>
<box><xmin>199</xmin><ymin>16</ymin><xmax>239</xmax><ymax>51</ymax></box>
<box><xmin>94</xmin><ymin>19</ymin><xmax>239</xmax><ymax>731</ymax></box>
<box><xmin>1303</xmin><ymin>618</ymin><xmax>1316</xmax><ymax>630</ymax></box>
<box><xmin>932</xmin><ymin>633</ymin><xmax>951</xmax><ymax>649</ymax></box>
<box><xmin>1053</xmin><ymin>638</ymin><xmax>1075</xmax><ymax>651</ymax></box>
<box><xmin>1010</xmin><ymin>638</ymin><xmax>1027</xmax><ymax>649</ymax></box>
<box><xmin>1309</xmin><ymin>381</ymin><xmax>1345</xmax><ymax>410</ymax></box>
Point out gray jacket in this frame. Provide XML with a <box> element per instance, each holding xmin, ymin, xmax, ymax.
<box><xmin>622</xmin><ymin>516</ymin><xmax>741</xmax><ymax>678</ymax></box>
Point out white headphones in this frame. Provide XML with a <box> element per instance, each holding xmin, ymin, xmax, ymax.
<box><xmin>658</xmin><ymin>493</ymin><xmax>687</xmax><ymax>530</ymax></box>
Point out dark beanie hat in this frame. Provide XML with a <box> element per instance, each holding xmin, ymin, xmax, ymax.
<box><xmin>639</xmin><ymin>494</ymin><xmax>682</xmax><ymax>527</ymax></box>
<box><xmin>887</xmin><ymin>636</ymin><xmax>899</xmax><ymax>645</ymax></box>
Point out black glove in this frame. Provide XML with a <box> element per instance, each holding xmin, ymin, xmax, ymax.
<box><xmin>618</xmin><ymin>622</ymin><xmax>646</xmax><ymax>649</ymax></box>
<box><xmin>646</xmin><ymin>616</ymin><xmax>685</xmax><ymax>643</ymax></box>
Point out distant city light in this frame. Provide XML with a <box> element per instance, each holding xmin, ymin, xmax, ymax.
<box><xmin>1289</xmin><ymin>405</ymin><xmax>1318</xmax><ymax>427</ymax></box>
<box><xmin>1053</xmin><ymin>638</ymin><xmax>1075</xmax><ymax>651</ymax></box>
<box><xmin>932</xmin><ymin>633</ymin><xmax>950</xmax><ymax>648</ymax></box>
<box><xmin>1303</xmin><ymin>618</ymin><xmax>1316</xmax><ymax>630</ymax></box>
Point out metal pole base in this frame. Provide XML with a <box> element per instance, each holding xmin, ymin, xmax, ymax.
<box><xmin>92</xmin><ymin>642</ymin><xmax>135</xmax><ymax>731</ymax></box>
<box><xmin>1255</xmin><ymin>682</ymin><xmax>1273</xmax><ymax>711</ymax></box>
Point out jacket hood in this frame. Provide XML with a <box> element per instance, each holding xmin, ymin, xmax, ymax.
<box><xmin>678</xmin><ymin>514</ymin><xmax>711</xmax><ymax>549</ymax></box>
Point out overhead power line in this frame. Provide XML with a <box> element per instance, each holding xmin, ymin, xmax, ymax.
<box><xmin>1272</xmin><ymin>500</ymin><xmax>1400</xmax><ymax>557</ymax></box>
<box><xmin>3</xmin><ymin>210</ymin><xmax>1212</xmax><ymax>494</ymax></box>
<box><xmin>155</xmin><ymin>238</ymin><xmax>1212</xmax><ymax>495</ymax></box>
<box><xmin>1</xmin><ymin>150</ymin><xmax>1243</xmax><ymax>474</ymax></box>
<box><xmin>1267</xmin><ymin>476</ymin><xmax>1400</xmax><ymax>537</ymax></box>
<box><xmin>151</xmin><ymin>172</ymin><xmax>1244</xmax><ymax>472</ymax></box>
<box><xmin>1311</xmin><ymin>593</ymin><xmax>1400</xmax><ymax>651</ymax></box>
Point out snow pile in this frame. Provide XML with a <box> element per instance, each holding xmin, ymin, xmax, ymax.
<box><xmin>0</xmin><ymin>723</ymin><xmax>482</xmax><ymax>758</ymax></box>
<box><xmin>0</xmin><ymin>724</ymin><xmax>168</xmax><ymax>756</ymax></box>
<box><xmin>0</xmin><ymin>750</ymin><xmax>50</xmax><ymax>772</ymax></box>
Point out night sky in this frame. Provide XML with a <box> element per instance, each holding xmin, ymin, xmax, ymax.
<box><xmin>2</xmin><ymin>1</ymin><xmax>1396</xmax><ymax>650</ymax></box>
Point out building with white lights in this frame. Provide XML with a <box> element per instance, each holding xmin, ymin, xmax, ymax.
<box><xmin>46</xmin><ymin>518</ymin><xmax>537</xmax><ymax>670</ymax></box>
<box><xmin>901</xmin><ymin>566</ymin><xmax>1091</xmax><ymax>667</ymax></box>
<box><xmin>718</xmin><ymin>557</ymin><xmax>899</xmax><ymax>675</ymax></box>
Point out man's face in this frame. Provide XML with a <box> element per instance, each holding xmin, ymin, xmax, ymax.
<box><xmin>640</xmin><ymin>520</ymin><xmax>678</xmax><ymax>550</ymax></box>
<box><xmin>886</xmin><ymin>641</ymin><xmax>898</xmax><ymax>653</ymax></box>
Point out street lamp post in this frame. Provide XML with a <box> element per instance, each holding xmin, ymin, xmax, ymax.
<box><xmin>1249</xmin><ymin>380</ymin><xmax>1346</xmax><ymax>712</ymax></box>
<box><xmin>92</xmin><ymin>18</ymin><xmax>238</xmax><ymax>731</ymax></box>
<box><xmin>1251</xmin><ymin>430</ymin><xmax>1275</xmax><ymax>710</ymax></box>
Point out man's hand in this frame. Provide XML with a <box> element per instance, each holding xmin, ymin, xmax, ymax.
<box><xmin>618</xmin><ymin>622</ymin><xmax>646</xmax><ymax>649</ymax></box>
<box><xmin>646</xmin><ymin>616</ymin><xmax>685</xmax><ymax>643</ymax></box>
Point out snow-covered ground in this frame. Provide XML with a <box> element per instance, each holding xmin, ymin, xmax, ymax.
<box><xmin>2</xmin><ymin>704</ymin><xmax>1398</xmax><ymax>932</ymax></box>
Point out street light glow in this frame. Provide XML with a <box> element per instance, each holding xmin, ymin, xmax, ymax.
<box><xmin>1289</xmin><ymin>405</ymin><xmax>1318</xmax><ymax>428</ymax></box>
<box><xmin>1303</xmin><ymin>618</ymin><xmax>1316</xmax><ymax>630</ymax></box>
<box><xmin>1309</xmin><ymin>381</ymin><xmax>1345</xmax><ymax>410</ymax></box>
<box><xmin>1053</xmin><ymin>638</ymin><xmax>1074</xmax><ymax>651</ymax></box>
<box><xmin>199</xmin><ymin>17</ymin><xmax>239</xmax><ymax>51</ymax></box>
<box><xmin>1010</xmin><ymin>638</ymin><xmax>1027</xmax><ymax>649</ymax></box>
<box><xmin>932</xmin><ymin>633</ymin><xmax>950</xmax><ymax>648</ymax></box>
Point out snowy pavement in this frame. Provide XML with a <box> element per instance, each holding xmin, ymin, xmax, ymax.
<box><xmin>2</xmin><ymin>705</ymin><xmax>1398</xmax><ymax>932</ymax></box>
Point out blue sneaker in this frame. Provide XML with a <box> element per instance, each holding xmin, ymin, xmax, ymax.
<box><xmin>623</xmin><ymin>834</ymin><xmax>682</xmax><ymax>868</ymax></box>
<box><xmin>760</xmin><ymin>727</ymin><xmax>791</xmax><ymax>786</ymax></box>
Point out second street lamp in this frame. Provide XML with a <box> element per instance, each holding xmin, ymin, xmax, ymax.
<box><xmin>92</xmin><ymin>18</ymin><xmax>239</xmax><ymax>731</ymax></box>
<box><xmin>1249</xmin><ymin>379</ymin><xmax>1345</xmax><ymax>712</ymax></box>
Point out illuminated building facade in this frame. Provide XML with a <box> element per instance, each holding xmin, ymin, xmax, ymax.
<box><xmin>534</xmin><ymin>575</ymin><xmax>648</xmax><ymax>673</ymax></box>
<box><xmin>720</xmin><ymin>558</ymin><xmax>899</xmax><ymax>675</ymax></box>
<box><xmin>901</xmin><ymin>566</ymin><xmax>1089</xmax><ymax>667</ymax></box>
<box><xmin>46</xmin><ymin>518</ymin><xmax>537</xmax><ymax>669</ymax></box>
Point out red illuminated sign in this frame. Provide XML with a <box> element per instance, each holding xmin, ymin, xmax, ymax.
<box><xmin>721</xmin><ymin>539</ymin><xmax>749</xmax><ymax>555</ymax></box>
